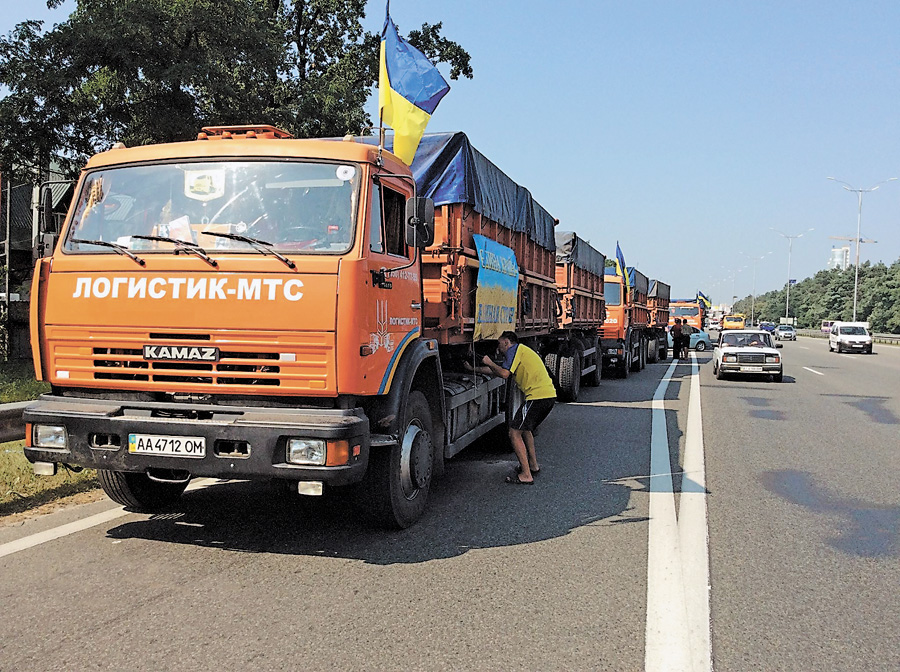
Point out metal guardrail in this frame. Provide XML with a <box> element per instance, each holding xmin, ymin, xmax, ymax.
<box><xmin>796</xmin><ymin>329</ymin><xmax>900</xmax><ymax>345</ymax></box>
<box><xmin>0</xmin><ymin>401</ymin><xmax>28</xmax><ymax>444</ymax></box>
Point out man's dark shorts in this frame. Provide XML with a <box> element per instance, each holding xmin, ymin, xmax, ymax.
<box><xmin>510</xmin><ymin>398</ymin><xmax>555</xmax><ymax>432</ymax></box>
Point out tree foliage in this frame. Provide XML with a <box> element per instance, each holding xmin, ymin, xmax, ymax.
<box><xmin>733</xmin><ymin>258</ymin><xmax>900</xmax><ymax>333</ymax></box>
<box><xmin>0</xmin><ymin>0</ymin><xmax>473</xmax><ymax>181</ymax></box>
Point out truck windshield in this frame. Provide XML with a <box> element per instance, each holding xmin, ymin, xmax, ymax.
<box><xmin>604</xmin><ymin>282</ymin><xmax>622</xmax><ymax>306</ymax></box>
<box><xmin>64</xmin><ymin>161</ymin><xmax>360</xmax><ymax>255</ymax></box>
<box><xmin>672</xmin><ymin>306</ymin><xmax>699</xmax><ymax>316</ymax></box>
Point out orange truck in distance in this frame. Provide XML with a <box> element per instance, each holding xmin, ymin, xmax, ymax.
<box><xmin>24</xmin><ymin>126</ymin><xmax>600</xmax><ymax>527</ymax></box>
<box><xmin>669</xmin><ymin>298</ymin><xmax>706</xmax><ymax>330</ymax></box>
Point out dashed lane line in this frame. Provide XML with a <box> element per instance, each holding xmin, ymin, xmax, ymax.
<box><xmin>802</xmin><ymin>366</ymin><xmax>825</xmax><ymax>376</ymax></box>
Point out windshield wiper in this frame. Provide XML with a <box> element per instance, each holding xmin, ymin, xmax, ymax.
<box><xmin>131</xmin><ymin>236</ymin><xmax>218</xmax><ymax>268</ymax></box>
<box><xmin>200</xmin><ymin>232</ymin><xmax>296</xmax><ymax>269</ymax></box>
<box><xmin>71</xmin><ymin>238</ymin><xmax>146</xmax><ymax>266</ymax></box>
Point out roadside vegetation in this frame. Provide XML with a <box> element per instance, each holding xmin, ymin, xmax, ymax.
<box><xmin>1</xmin><ymin>360</ymin><xmax>50</xmax><ymax>403</ymax></box>
<box><xmin>733</xmin><ymin>258</ymin><xmax>900</xmax><ymax>332</ymax></box>
<box><xmin>1</xmin><ymin>439</ymin><xmax>98</xmax><ymax>515</ymax></box>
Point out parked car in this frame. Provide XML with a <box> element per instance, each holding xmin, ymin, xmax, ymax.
<box><xmin>774</xmin><ymin>324</ymin><xmax>796</xmax><ymax>341</ymax></box>
<box><xmin>667</xmin><ymin>325</ymin><xmax>713</xmax><ymax>351</ymax></box>
<box><xmin>713</xmin><ymin>329</ymin><xmax>783</xmax><ymax>382</ymax></box>
<box><xmin>828</xmin><ymin>321</ymin><xmax>873</xmax><ymax>354</ymax></box>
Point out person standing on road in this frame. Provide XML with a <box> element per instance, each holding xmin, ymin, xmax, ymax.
<box><xmin>465</xmin><ymin>331</ymin><xmax>556</xmax><ymax>485</ymax></box>
<box><xmin>671</xmin><ymin>319</ymin><xmax>683</xmax><ymax>360</ymax></box>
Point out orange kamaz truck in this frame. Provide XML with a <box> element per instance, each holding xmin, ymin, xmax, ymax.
<box><xmin>669</xmin><ymin>298</ymin><xmax>706</xmax><ymax>330</ymax></box>
<box><xmin>600</xmin><ymin>266</ymin><xmax>668</xmax><ymax>376</ymax></box>
<box><xmin>24</xmin><ymin>127</ymin><xmax>582</xmax><ymax>527</ymax></box>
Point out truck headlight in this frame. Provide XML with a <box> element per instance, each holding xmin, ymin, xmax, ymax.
<box><xmin>287</xmin><ymin>438</ymin><xmax>326</xmax><ymax>465</ymax></box>
<box><xmin>766</xmin><ymin>355</ymin><xmax>780</xmax><ymax>363</ymax></box>
<box><xmin>33</xmin><ymin>425</ymin><xmax>68</xmax><ymax>450</ymax></box>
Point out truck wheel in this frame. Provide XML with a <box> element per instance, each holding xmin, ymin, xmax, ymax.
<box><xmin>366</xmin><ymin>390</ymin><xmax>433</xmax><ymax>529</ymax></box>
<box><xmin>97</xmin><ymin>469</ymin><xmax>188</xmax><ymax>512</ymax></box>
<box><xmin>695</xmin><ymin>340</ymin><xmax>706</xmax><ymax>352</ymax></box>
<box><xmin>558</xmin><ymin>351</ymin><xmax>581</xmax><ymax>402</ymax></box>
<box><xmin>619</xmin><ymin>352</ymin><xmax>630</xmax><ymax>378</ymax></box>
<box><xmin>544</xmin><ymin>352</ymin><xmax>560</xmax><ymax>393</ymax></box>
<box><xmin>659</xmin><ymin>341</ymin><xmax>668</xmax><ymax>361</ymax></box>
<box><xmin>639</xmin><ymin>338</ymin><xmax>647</xmax><ymax>370</ymax></box>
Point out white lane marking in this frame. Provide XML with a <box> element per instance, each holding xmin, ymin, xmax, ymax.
<box><xmin>646</xmin><ymin>359</ymin><xmax>690</xmax><ymax>671</ymax></box>
<box><xmin>679</xmin><ymin>353</ymin><xmax>712</xmax><ymax>671</ymax></box>
<box><xmin>802</xmin><ymin>366</ymin><xmax>824</xmax><ymax>376</ymax></box>
<box><xmin>0</xmin><ymin>479</ymin><xmax>217</xmax><ymax>560</ymax></box>
<box><xmin>798</xmin><ymin>346</ymin><xmax>810</xmax><ymax>350</ymax></box>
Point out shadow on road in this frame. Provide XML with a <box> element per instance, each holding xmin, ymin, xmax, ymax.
<box><xmin>105</xmin><ymin>379</ymin><xmax>671</xmax><ymax>564</ymax></box>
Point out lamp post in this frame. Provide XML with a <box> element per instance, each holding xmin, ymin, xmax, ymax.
<box><xmin>827</xmin><ymin>177</ymin><xmax>897</xmax><ymax>321</ymax></box>
<box><xmin>741</xmin><ymin>251</ymin><xmax>773</xmax><ymax>325</ymax></box>
<box><xmin>770</xmin><ymin>227</ymin><xmax>813</xmax><ymax>321</ymax></box>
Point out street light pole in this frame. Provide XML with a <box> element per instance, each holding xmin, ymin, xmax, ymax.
<box><xmin>770</xmin><ymin>228</ymin><xmax>814</xmax><ymax>321</ymax></box>
<box><xmin>827</xmin><ymin>177</ymin><xmax>897</xmax><ymax>321</ymax></box>
<box><xmin>741</xmin><ymin>251</ymin><xmax>773</xmax><ymax>325</ymax></box>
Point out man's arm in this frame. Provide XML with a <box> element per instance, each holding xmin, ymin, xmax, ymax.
<box><xmin>464</xmin><ymin>355</ymin><xmax>511</xmax><ymax>379</ymax></box>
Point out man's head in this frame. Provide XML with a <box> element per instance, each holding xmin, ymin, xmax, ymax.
<box><xmin>497</xmin><ymin>330</ymin><xmax>518</xmax><ymax>355</ymax></box>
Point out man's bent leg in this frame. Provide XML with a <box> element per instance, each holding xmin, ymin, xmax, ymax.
<box><xmin>508</xmin><ymin>427</ymin><xmax>534</xmax><ymax>481</ymax></box>
<box><xmin>522</xmin><ymin>430</ymin><xmax>539</xmax><ymax>472</ymax></box>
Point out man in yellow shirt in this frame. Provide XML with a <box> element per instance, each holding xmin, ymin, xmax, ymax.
<box><xmin>467</xmin><ymin>331</ymin><xmax>556</xmax><ymax>485</ymax></box>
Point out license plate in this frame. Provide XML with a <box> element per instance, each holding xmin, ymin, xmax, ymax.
<box><xmin>740</xmin><ymin>366</ymin><xmax>763</xmax><ymax>372</ymax></box>
<box><xmin>128</xmin><ymin>433</ymin><xmax>206</xmax><ymax>458</ymax></box>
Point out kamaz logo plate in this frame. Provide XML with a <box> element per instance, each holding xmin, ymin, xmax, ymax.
<box><xmin>143</xmin><ymin>346</ymin><xmax>220</xmax><ymax>362</ymax></box>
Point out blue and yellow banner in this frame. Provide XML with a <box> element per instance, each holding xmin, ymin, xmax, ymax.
<box><xmin>615</xmin><ymin>242</ymin><xmax>631</xmax><ymax>293</ymax></box>
<box><xmin>473</xmin><ymin>234</ymin><xmax>518</xmax><ymax>341</ymax></box>
<box><xmin>697</xmin><ymin>290</ymin><xmax>711</xmax><ymax>309</ymax></box>
<box><xmin>379</xmin><ymin>4</ymin><xmax>450</xmax><ymax>165</ymax></box>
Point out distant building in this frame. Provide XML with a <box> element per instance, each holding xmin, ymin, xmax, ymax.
<box><xmin>827</xmin><ymin>245</ymin><xmax>850</xmax><ymax>271</ymax></box>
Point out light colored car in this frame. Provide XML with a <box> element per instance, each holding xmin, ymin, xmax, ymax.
<box><xmin>713</xmin><ymin>329</ymin><xmax>783</xmax><ymax>382</ymax></box>
<box><xmin>667</xmin><ymin>325</ymin><xmax>713</xmax><ymax>351</ymax></box>
<box><xmin>774</xmin><ymin>324</ymin><xmax>796</xmax><ymax>341</ymax></box>
<box><xmin>828</xmin><ymin>321</ymin><xmax>873</xmax><ymax>353</ymax></box>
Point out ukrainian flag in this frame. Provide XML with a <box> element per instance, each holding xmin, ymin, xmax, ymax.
<box><xmin>379</xmin><ymin>4</ymin><xmax>450</xmax><ymax>164</ymax></box>
<box><xmin>615</xmin><ymin>242</ymin><xmax>631</xmax><ymax>293</ymax></box>
<box><xmin>698</xmin><ymin>291</ymin><xmax>711</xmax><ymax>308</ymax></box>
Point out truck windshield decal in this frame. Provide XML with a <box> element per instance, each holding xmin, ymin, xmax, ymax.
<box><xmin>64</xmin><ymin>161</ymin><xmax>360</xmax><ymax>255</ymax></box>
<box><xmin>72</xmin><ymin>276</ymin><xmax>304</xmax><ymax>301</ymax></box>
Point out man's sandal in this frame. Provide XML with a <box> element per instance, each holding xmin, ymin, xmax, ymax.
<box><xmin>505</xmin><ymin>473</ymin><xmax>535</xmax><ymax>485</ymax></box>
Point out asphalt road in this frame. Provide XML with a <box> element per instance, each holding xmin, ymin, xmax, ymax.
<box><xmin>1</xmin><ymin>339</ymin><xmax>897</xmax><ymax>671</ymax></box>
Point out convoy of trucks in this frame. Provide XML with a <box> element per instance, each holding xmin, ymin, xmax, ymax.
<box><xmin>22</xmin><ymin>125</ymin><xmax>676</xmax><ymax>528</ymax></box>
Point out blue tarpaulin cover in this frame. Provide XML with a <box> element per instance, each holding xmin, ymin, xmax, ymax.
<box><xmin>627</xmin><ymin>267</ymin><xmax>649</xmax><ymax>295</ymax></box>
<box><xmin>555</xmin><ymin>231</ymin><xmax>606</xmax><ymax>277</ymax></box>
<box><xmin>356</xmin><ymin>132</ymin><xmax>556</xmax><ymax>251</ymax></box>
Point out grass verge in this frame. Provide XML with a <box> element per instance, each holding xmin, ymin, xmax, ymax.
<box><xmin>1</xmin><ymin>360</ymin><xmax>50</xmax><ymax>403</ymax></box>
<box><xmin>1</xmin><ymin>439</ymin><xmax>99</xmax><ymax>516</ymax></box>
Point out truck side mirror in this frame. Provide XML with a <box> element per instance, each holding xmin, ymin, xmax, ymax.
<box><xmin>405</xmin><ymin>197</ymin><xmax>434</xmax><ymax>248</ymax></box>
<box><xmin>34</xmin><ymin>187</ymin><xmax>57</xmax><ymax>259</ymax></box>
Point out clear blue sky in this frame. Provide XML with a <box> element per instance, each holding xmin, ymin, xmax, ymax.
<box><xmin>7</xmin><ymin>1</ymin><xmax>900</xmax><ymax>304</ymax></box>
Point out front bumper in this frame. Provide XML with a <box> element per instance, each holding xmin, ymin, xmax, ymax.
<box><xmin>718</xmin><ymin>363</ymin><xmax>782</xmax><ymax>375</ymax></box>
<box><xmin>23</xmin><ymin>395</ymin><xmax>371</xmax><ymax>486</ymax></box>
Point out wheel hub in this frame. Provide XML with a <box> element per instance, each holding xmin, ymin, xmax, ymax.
<box><xmin>400</xmin><ymin>423</ymin><xmax>432</xmax><ymax>498</ymax></box>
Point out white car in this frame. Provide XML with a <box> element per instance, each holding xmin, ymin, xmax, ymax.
<box><xmin>774</xmin><ymin>324</ymin><xmax>796</xmax><ymax>341</ymax></box>
<box><xmin>713</xmin><ymin>329</ymin><xmax>783</xmax><ymax>382</ymax></box>
<box><xmin>829</xmin><ymin>321</ymin><xmax>873</xmax><ymax>354</ymax></box>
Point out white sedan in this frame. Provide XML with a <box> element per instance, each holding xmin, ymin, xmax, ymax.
<box><xmin>713</xmin><ymin>329</ymin><xmax>784</xmax><ymax>382</ymax></box>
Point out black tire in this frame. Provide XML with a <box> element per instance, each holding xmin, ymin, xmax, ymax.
<box><xmin>695</xmin><ymin>340</ymin><xmax>706</xmax><ymax>352</ymax></box>
<box><xmin>715</xmin><ymin>363</ymin><xmax>725</xmax><ymax>380</ymax></box>
<box><xmin>365</xmin><ymin>390</ymin><xmax>434</xmax><ymax>529</ymax></box>
<box><xmin>97</xmin><ymin>470</ymin><xmax>188</xmax><ymax>512</ymax></box>
<box><xmin>558</xmin><ymin>351</ymin><xmax>581</xmax><ymax>402</ymax></box>
<box><xmin>544</xmin><ymin>352</ymin><xmax>560</xmax><ymax>393</ymax></box>
<box><xmin>630</xmin><ymin>341</ymin><xmax>641</xmax><ymax>372</ymax></box>
<box><xmin>639</xmin><ymin>338</ymin><xmax>647</xmax><ymax>370</ymax></box>
<box><xmin>619</xmin><ymin>351</ymin><xmax>631</xmax><ymax>378</ymax></box>
<box><xmin>829</xmin><ymin>342</ymin><xmax>834</xmax><ymax>352</ymax></box>
<box><xmin>647</xmin><ymin>335</ymin><xmax>658</xmax><ymax>364</ymax></box>
<box><xmin>773</xmin><ymin>372</ymin><xmax>783</xmax><ymax>382</ymax></box>
<box><xmin>659</xmin><ymin>341</ymin><xmax>668</xmax><ymax>361</ymax></box>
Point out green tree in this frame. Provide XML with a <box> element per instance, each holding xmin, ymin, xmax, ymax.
<box><xmin>0</xmin><ymin>0</ymin><xmax>473</xmax><ymax>181</ymax></box>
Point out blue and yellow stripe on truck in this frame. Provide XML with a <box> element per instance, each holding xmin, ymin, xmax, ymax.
<box><xmin>377</xmin><ymin>328</ymin><xmax>421</xmax><ymax>394</ymax></box>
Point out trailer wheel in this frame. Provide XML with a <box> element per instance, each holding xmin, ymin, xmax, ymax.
<box><xmin>97</xmin><ymin>470</ymin><xmax>188</xmax><ymax>512</ymax></box>
<box><xmin>638</xmin><ymin>337</ymin><xmax>647</xmax><ymax>370</ymax></box>
<box><xmin>659</xmin><ymin>340</ymin><xmax>668</xmax><ymax>361</ymax></box>
<box><xmin>647</xmin><ymin>335</ymin><xmax>658</xmax><ymax>364</ymax></box>
<box><xmin>558</xmin><ymin>351</ymin><xmax>581</xmax><ymax>402</ymax></box>
<box><xmin>544</xmin><ymin>352</ymin><xmax>560</xmax><ymax>392</ymax></box>
<box><xmin>618</xmin><ymin>351</ymin><xmax>630</xmax><ymax>378</ymax></box>
<box><xmin>366</xmin><ymin>390</ymin><xmax>433</xmax><ymax>529</ymax></box>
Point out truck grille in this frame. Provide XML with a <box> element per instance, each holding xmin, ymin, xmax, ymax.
<box><xmin>47</xmin><ymin>327</ymin><xmax>333</xmax><ymax>394</ymax></box>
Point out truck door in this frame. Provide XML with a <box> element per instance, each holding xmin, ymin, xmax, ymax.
<box><xmin>364</xmin><ymin>180</ymin><xmax>422</xmax><ymax>393</ymax></box>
